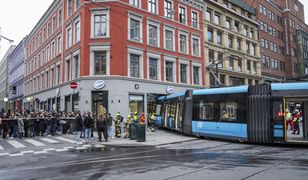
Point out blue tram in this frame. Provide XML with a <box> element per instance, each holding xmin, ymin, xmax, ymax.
<box><xmin>156</xmin><ymin>83</ymin><xmax>308</xmax><ymax>144</ymax></box>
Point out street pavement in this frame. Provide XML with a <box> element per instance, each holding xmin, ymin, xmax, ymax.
<box><xmin>0</xmin><ymin>130</ymin><xmax>307</xmax><ymax>180</ymax></box>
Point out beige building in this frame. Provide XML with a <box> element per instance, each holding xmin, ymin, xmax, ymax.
<box><xmin>204</xmin><ymin>0</ymin><xmax>262</xmax><ymax>87</ymax></box>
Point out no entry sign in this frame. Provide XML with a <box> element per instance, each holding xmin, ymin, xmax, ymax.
<box><xmin>70</xmin><ymin>82</ymin><xmax>78</xmax><ymax>89</ymax></box>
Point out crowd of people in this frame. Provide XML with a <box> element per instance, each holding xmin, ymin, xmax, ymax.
<box><xmin>0</xmin><ymin>110</ymin><xmax>157</xmax><ymax>144</ymax></box>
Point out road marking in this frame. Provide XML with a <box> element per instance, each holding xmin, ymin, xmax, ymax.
<box><xmin>63</xmin><ymin>146</ymin><xmax>74</xmax><ymax>149</ymax></box>
<box><xmin>8</xmin><ymin>140</ymin><xmax>26</xmax><ymax>148</ymax></box>
<box><xmin>34</xmin><ymin>151</ymin><xmax>47</xmax><ymax>154</ymax></box>
<box><xmin>0</xmin><ymin>145</ymin><xmax>3</xmax><ymax>150</ymax></box>
<box><xmin>25</xmin><ymin>139</ymin><xmax>45</xmax><ymax>147</ymax></box>
<box><xmin>76</xmin><ymin>147</ymin><xmax>87</xmax><ymax>150</ymax></box>
<box><xmin>40</xmin><ymin>138</ymin><xmax>59</xmax><ymax>144</ymax></box>
<box><xmin>44</xmin><ymin>148</ymin><xmax>56</xmax><ymax>151</ymax></box>
<box><xmin>20</xmin><ymin>150</ymin><xmax>34</xmax><ymax>154</ymax></box>
<box><xmin>94</xmin><ymin>145</ymin><xmax>105</xmax><ymax>148</ymax></box>
<box><xmin>82</xmin><ymin>144</ymin><xmax>92</xmax><ymax>148</ymax></box>
<box><xmin>54</xmin><ymin>137</ymin><xmax>76</xmax><ymax>144</ymax></box>
<box><xmin>9</xmin><ymin>153</ymin><xmax>24</xmax><ymax>157</ymax></box>
<box><xmin>56</xmin><ymin>149</ymin><xmax>68</xmax><ymax>152</ymax></box>
<box><xmin>0</xmin><ymin>152</ymin><xmax>9</xmax><ymax>156</ymax></box>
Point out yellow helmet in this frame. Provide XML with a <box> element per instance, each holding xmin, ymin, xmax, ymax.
<box><xmin>128</xmin><ymin>115</ymin><xmax>131</xmax><ymax>118</ymax></box>
<box><xmin>134</xmin><ymin>112</ymin><xmax>138</xmax><ymax>115</ymax></box>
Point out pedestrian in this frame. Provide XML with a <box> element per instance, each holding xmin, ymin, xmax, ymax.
<box><xmin>114</xmin><ymin>112</ymin><xmax>122</xmax><ymax>138</ymax></box>
<box><xmin>140</xmin><ymin>112</ymin><xmax>145</xmax><ymax>124</ymax></box>
<box><xmin>84</xmin><ymin>112</ymin><xmax>94</xmax><ymax>142</ymax></box>
<box><xmin>107</xmin><ymin>113</ymin><xmax>113</xmax><ymax>139</ymax></box>
<box><xmin>2</xmin><ymin>114</ymin><xmax>9</xmax><ymax>139</ymax></box>
<box><xmin>0</xmin><ymin>114</ymin><xmax>3</xmax><ymax>137</ymax></box>
<box><xmin>17</xmin><ymin>114</ymin><xmax>25</xmax><ymax>138</ymax></box>
<box><xmin>124</xmin><ymin>114</ymin><xmax>131</xmax><ymax>138</ymax></box>
<box><xmin>97</xmin><ymin>114</ymin><xmax>108</xmax><ymax>142</ymax></box>
<box><xmin>74</xmin><ymin>112</ymin><xmax>83</xmax><ymax>144</ymax></box>
<box><xmin>292</xmin><ymin>110</ymin><xmax>301</xmax><ymax>135</ymax></box>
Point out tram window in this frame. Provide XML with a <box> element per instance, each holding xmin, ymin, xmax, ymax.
<box><xmin>220</xmin><ymin>102</ymin><xmax>238</xmax><ymax>122</ymax></box>
<box><xmin>199</xmin><ymin>102</ymin><xmax>215</xmax><ymax>120</ymax></box>
<box><xmin>273</xmin><ymin>101</ymin><xmax>284</xmax><ymax>123</ymax></box>
<box><xmin>155</xmin><ymin>104</ymin><xmax>162</xmax><ymax>115</ymax></box>
<box><xmin>168</xmin><ymin>103</ymin><xmax>176</xmax><ymax>118</ymax></box>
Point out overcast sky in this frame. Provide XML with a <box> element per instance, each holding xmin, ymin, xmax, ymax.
<box><xmin>1</xmin><ymin>0</ymin><xmax>308</xmax><ymax>60</ymax></box>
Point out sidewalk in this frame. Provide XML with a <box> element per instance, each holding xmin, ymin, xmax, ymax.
<box><xmin>69</xmin><ymin>130</ymin><xmax>197</xmax><ymax>147</ymax></box>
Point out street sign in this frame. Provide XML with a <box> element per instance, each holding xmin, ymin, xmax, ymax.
<box><xmin>70</xmin><ymin>82</ymin><xmax>78</xmax><ymax>89</ymax></box>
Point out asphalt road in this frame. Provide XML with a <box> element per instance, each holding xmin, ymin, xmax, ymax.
<box><xmin>0</xmin><ymin>139</ymin><xmax>308</xmax><ymax>180</ymax></box>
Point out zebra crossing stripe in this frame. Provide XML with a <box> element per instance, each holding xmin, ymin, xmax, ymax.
<box><xmin>20</xmin><ymin>150</ymin><xmax>35</xmax><ymax>154</ymax></box>
<box><xmin>9</xmin><ymin>153</ymin><xmax>23</xmax><ymax>157</ymax></box>
<box><xmin>25</xmin><ymin>139</ymin><xmax>45</xmax><ymax>147</ymax></box>
<box><xmin>56</xmin><ymin>149</ymin><xmax>68</xmax><ymax>152</ymax></box>
<box><xmin>0</xmin><ymin>152</ymin><xmax>9</xmax><ymax>156</ymax></box>
<box><xmin>8</xmin><ymin>140</ymin><xmax>26</xmax><ymax>148</ymax></box>
<box><xmin>54</xmin><ymin>137</ymin><xmax>76</xmax><ymax>144</ymax></box>
<box><xmin>0</xmin><ymin>145</ymin><xmax>4</xmax><ymax>150</ymax></box>
<box><xmin>40</xmin><ymin>138</ymin><xmax>59</xmax><ymax>144</ymax></box>
<box><xmin>34</xmin><ymin>151</ymin><xmax>47</xmax><ymax>154</ymax></box>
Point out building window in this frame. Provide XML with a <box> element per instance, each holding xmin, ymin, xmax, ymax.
<box><xmin>192</xmin><ymin>36</ymin><xmax>200</xmax><ymax>56</ymax></box>
<box><xmin>164</xmin><ymin>0</ymin><xmax>173</xmax><ymax>19</ymax></box>
<box><xmin>56</xmin><ymin>64</ymin><xmax>61</xmax><ymax>84</ymax></box>
<box><xmin>74</xmin><ymin>54</ymin><xmax>79</xmax><ymax>79</ymax></box>
<box><xmin>67</xmin><ymin>0</ymin><xmax>72</xmax><ymax>17</ymax></box>
<box><xmin>192</xmin><ymin>11</ymin><xmax>198</xmax><ymax>28</ymax></box>
<box><xmin>209</xmin><ymin>49</ymin><xmax>214</xmax><ymax>63</ymax></box>
<box><xmin>179</xmin><ymin>6</ymin><xmax>186</xmax><ymax>24</ymax></box>
<box><xmin>148</xmin><ymin>22</ymin><xmax>159</xmax><ymax>46</ymax></box>
<box><xmin>130</xmin><ymin>54</ymin><xmax>140</xmax><ymax>77</ymax></box>
<box><xmin>165</xmin><ymin>28</ymin><xmax>174</xmax><ymax>50</ymax></box>
<box><xmin>148</xmin><ymin>0</ymin><xmax>157</xmax><ymax>14</ymax></box>
<box><xmin>52</xmin><ymin>16</ymin><xmax>56</xmax><ymax>32</ymax></box>
<box><xmin>165</xmin><ymin>61</ymin><xmax>173</xmax><ymax>82</ymax></box>
<box><xmin>234</xmin><ymin>21</ymin><xmax>239</xmax><ymax>32</ymax></box>
<box><xmin>229</xmin><ymin>56</ymin><xmax>234</xmax><ymax>70</ymax></box>
<box><xmin>66</xmin><ymin>58</ymin><xmax>71</xmax><ymax>81</ymax></box>
<box><xmin>205</xmin><ymin>9</ymin><xmax>211</xmax><ymax>22</ymax></box>
<box><xmin>51</xmin><ymin>68</ymin><xmax>54</xmax><ymax>86</ymax></box>
<box><xmin>74</xmin><ymin>18</ymin><xmax>80</xmax><ymax>43</ymax></box>
<box><xmin>237</xmin><ymin>39</ymin><xmax>241</xmax><ymax>51</ymax></box>
<box><xmin>66</xmin><ymin>25</ymin><xmax>72</xmax><ymax>48</ymax></box>
<box><xmin>180</xmin><ymin>64</ymin><xmax>187</xmax><ymax>83</ymax></box>
<box><xmin>208</xmin><ymin>27</ymin><xmax>213</xmax><ymax>42</ymax></box>
<box><xmin>57</xmin><ymin>34</ymin><xmax>62</xmax><ymax>55</ymax></box>
<box><xmin>129</xmin><ymin>16</ymin><xmax>141</xmax><ymax>42</ymax></box>
<box><xmin>149</xmin><ymin>57</ymin><xmax>158</xmax><ymax>80</ymax></box>
<box><xmin>46</xmin><ymin>46</ymin><xmax>50</xmax><ymax>62</ymax></box>
<box><xmin>94</xmin><ymin>14</ymin><xmax>107</xmax><ymax>37</ymax></box>
<box><xmin>228</xmin><ymin>36</ymin><xmax>233</xmax><ymax>48</ymax></box>
<box><xmin>214</xmin><ymin>13</ymin><xmax>220</xmax><ymax>25</ymax></box>
<box><xmin>130</xmin><ymin>0</ymin><xmax>140</xmax><ymax>7</ymax></box>
<box><xmin>237</xmin><ymin>58</ymin><xmax>242</xmax><ymax>72</ymax></box>
<box><xmin>179</xmin><ymin>33</ymin><xmax>188</xmax><ymax>53</ymax></box>
<box><xmin>75</xmin><ymin>0</ymin><xmax>80</xmax><ymax>9</ymax></box>
<box><xmin>193</xmin><ymin>66</ymin><xmax>200</xmax><ymax>85</ymax></box>
<box><xmin>218</xmin><ymin>52</ymin><xmax>223</xmax><ymax>68</ymax></box>
<box><xmin>217</xmin><ymin>31</ymin><xmax>222</xmax><ymax>45</ymax></box>
<box><xmin>58</xmin><ymin>9</ymin><xmax>62</xmax><ymax>26</ymax></box>
<box><xmin>247</xmin><ymin>60</ymin><xmax>251</xmax><ymax>73</ymax></box>
<box><xmin>226</xmin><ymin>19</ymin><xmax>230</xmax><ymax>29</ymax></box>
<box><xmin>94</xmin><ymin>51</ymin><xmax>107</xmax><ymax>75</ymax></box>
<box><xmin>51</xmin><ymin>41</ymin><xmax>55</xmax><ymax>59</ymax></box>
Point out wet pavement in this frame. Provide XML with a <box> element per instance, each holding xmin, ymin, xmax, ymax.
<box><xmin>0</xmin><ymin>139</ymin><xmax>308</xmax><ymax>180</ymax></box>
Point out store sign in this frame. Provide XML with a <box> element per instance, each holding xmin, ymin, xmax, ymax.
<box><xmin>56</xmin><ymin>88</ymin><xmax>60</xmax><ymax>96</ymax></box>
<box><xmin>93</xmin><ymin>80</ymin><xmax>106</xmax><ymax>89</ymax></box>
<box><xmin>166</xmin><ymin>86</ymin><xmax>175</xmax><ymax>94</ymax></box>
<box><xmin>3</xmin><ymin>98</ymin><xmax>8</xmax><ymax>102</ymax></box>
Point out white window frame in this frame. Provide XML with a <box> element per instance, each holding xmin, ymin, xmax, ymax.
<box><xmin>127</xmin><ymin>48</ymin><xmax>144</xmax><ymax>78</ymax></box>
<box><xmin>129</xmin><ymin>0</ymin><xmax>141</xmax><ymax>8</ymax></box>
<box><xmin>74</xmin><ymin>16</ymin><xmax>81</xmax><ymax>44</ymax></box>
<box><xmin>73</xmin><ymin>50</ymin><xmax>80</xmax><ymax>79</ymax></box>
<box><xmin>164</xmin><ymin>25</ymin><xmax>175</xmax><ymax>51</ymax></box>
<box><xmin>178</xmin><ymin>59</ymin><xmax>190</xmax><ymax>84</ymax></box>
<box><xmin>191</xmin><ymin>35</ymin><xmax>201</xmax><ymax>57</ymax></box>
<box><xmin>91</xmin><ymin>9</ymin><xmax>110</xmax><ymax>38</ymax></box>
<box><xmin>192</xmin><ymin>62</ymin><xmax>202</xmax><ymax>85</ymax></box>
<box><xmin>67</xmin><ymin>0</ymin><xmax>73</xmax><ymax>17</ymax></box>
<box><xmin>164</xmin><ymin>0</ymin><xmax>174</xmax><ymax>20</ymax></box>
<box><xmin>164</xmin><ymin>56</ymin><xmax>176</xmax><ymax>82</ymax></box>
<box><xmin>128</xmin><ymin>13</ymin><xmax>143</xmax><ymax>43</ymax></box>
<box><xmin>178</xmin><ymin>31</ymin><xmax>188</xmax><ymax>54</ymax></box>
<box><xmin>65</xmin><ymin>55</ymin><xmax>71</xmax><ymax>82</ymax></box>
<box><xmin>75</xmin><ymin>0</ymin><xmax>81</xmax><ymax>10</ymax></box>
<box><xmin>148</xmin><ymin>0</ymin><xmax>158</xmax><ymax>14</ymax></box>
<box><xmin>66</xmin><ymin>24</ymin><xmax>72</xmax><ymax>49</ymax></box>
<box><xmin>147</xmin><ymin>52</ymin><xmax>161</xmax><ymax>81</ymax></box>
<box><xmin>191</xmin><ymin>10</ymin><xmax>199</xmax><ymax>29</ymax></box>
<box><xmin>56</xmin><ymin>62</ymin><xmax>61</xmax><ymax>85</ymax></box>
<box><xmin>147</xmin><ymin>19</ymin><xmax>160</xmax><ymax>47</ymax></box>
<box><xmin>89</xmin><ymin>45</ymin><xmax>111</xmax><ymax>76</ymax></box>
<box><xmin>178</xmin><ymin>5</ymin><xmax>187</xmax><ymax>25</ymax></box>
<box><xmin>57</xmin><ymin>33</ymin><xmax>62</xmax><ymax>55</ymax></box>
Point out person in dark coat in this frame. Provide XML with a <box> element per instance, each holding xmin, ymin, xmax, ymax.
<box><xmin>97</xmin><ymin>114</ymin><xmax>108</xmax><ymax>142</ymax></box>
<box><xmin>74</xmin><ymin>112</ymin><xmax>83</xmax><ymax>144</ymax></box>
<box><xmin>1</xmin><ymin>113</ymin><xmax>9</xmax><ymax>139</ymax></box>
<box><xmin>39</xmin><ymin>113</ymin><xmax>47</xmax><ymax>136</ymax></box>
<box><xmin>83</xmin><ymin>112</ymin><xmax>94</xmax><ymax>142</ymax></box>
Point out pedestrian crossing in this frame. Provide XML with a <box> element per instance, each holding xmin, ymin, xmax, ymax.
<box><xmin>0</xmin><ymin>136</ymin><xmax>105</xmax><ymax>157</ymax></box>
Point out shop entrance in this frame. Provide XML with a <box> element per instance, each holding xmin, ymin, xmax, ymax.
<box><xmin>285</xmin><ymin>98</ymin><xmax>308</xmax><ymax>142</ymax></box>
<box><xmin>129</xmin><ymin>94</ymin><xmax>144</xmax><ymax>114</ymax></box>
<box><xmin>92</xmin><ymin>91</ymin><xmax>108</xmax><ymax>117</ymax></box>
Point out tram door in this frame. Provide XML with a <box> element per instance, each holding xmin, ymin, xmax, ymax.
<box><xmin>284</xmin><ymin>98</ymin><xmax>308</xmax><ymax>141</ymax></box>
<box><xmin>175</xmin><ymin>101</ymin><xmax>184</xmax><ymax>131</ymax></box>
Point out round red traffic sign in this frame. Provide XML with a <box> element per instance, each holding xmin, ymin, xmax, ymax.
<box><xmin>70</xmin><ymin>82</ymin><xmax>78</xmax><ymax>89</ymax></box>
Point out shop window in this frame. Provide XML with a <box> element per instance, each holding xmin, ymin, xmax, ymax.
<box><xmin>199</xmin><ymin>102</ymin><xmax>215</xmax><ymax>120</ymax></box>
<box><xmin>129</xmin><ymin>95</ymin><xmax>144</xmax><ymax>114</ymax></box>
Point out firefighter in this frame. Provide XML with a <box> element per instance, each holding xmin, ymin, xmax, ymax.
<box><xmin>114</xmin><ymin>112</ymin><xmax>122</xmax><ymax>138</ymax></box>
<box><xmin>124</xmin><ymin>114</ymin><xmax>131</xmax><ymax>138</ymax></box>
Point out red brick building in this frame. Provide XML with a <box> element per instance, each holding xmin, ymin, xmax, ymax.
<box><xmin>247</xmin><ymin>0</ymin><xmax>308</xmax><ymax>82</ymax></box>
<box><xmin>23</xmin><ymin>0</ymin><xmax>205</xmax><ymax>117</ymax></box>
